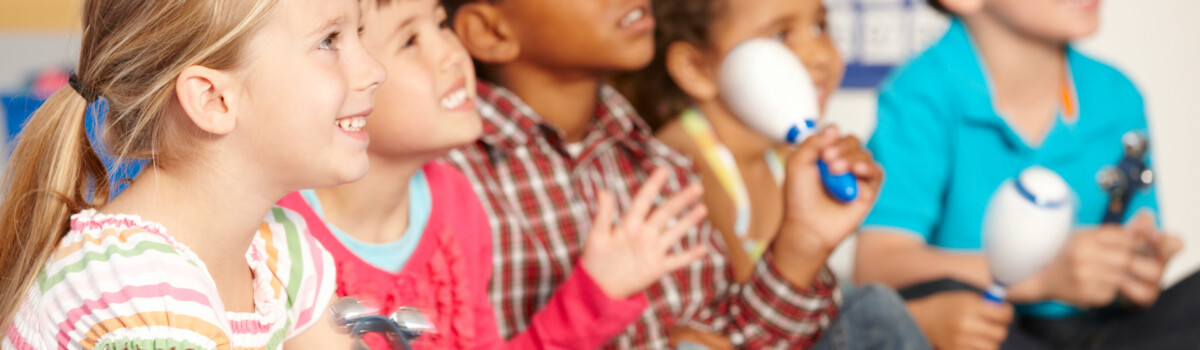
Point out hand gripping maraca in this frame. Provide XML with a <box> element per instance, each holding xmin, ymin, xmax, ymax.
<box><xmin>982</xmin><ymin>166</ymin><xmax>1075</xmax><ymax>303</ymax></box>
<box><xmin>330</xmin><ymin>297</ymin><xmax>436</xmax><ymax>350</ymax></box>
<box><xmin>718</xmin><ymin>38</ymin><xmax>858</xmax><ymax>203</ymax></box>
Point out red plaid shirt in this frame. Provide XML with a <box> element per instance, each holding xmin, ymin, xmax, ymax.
<box><xmin>447</xmin><ymin>81</ymin><xmax>841</xmax><ymax>349</ymax></box>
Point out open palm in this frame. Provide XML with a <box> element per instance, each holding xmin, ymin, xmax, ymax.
<box><xmin>581</xmin><ymin>168</ymin><xmax>710</xmax><ymax>299</ymax></box>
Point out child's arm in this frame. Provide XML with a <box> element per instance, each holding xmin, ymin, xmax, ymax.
<box><xmin>769</xmin><ymin>127</ymin><xmax>884</xmax><ymax>288</ymax></box>
<box><xmin>679</xmin><ymin>127</ymin><xmax>882</xmax><ymax>348</ymax></box>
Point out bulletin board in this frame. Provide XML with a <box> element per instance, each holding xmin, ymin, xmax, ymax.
<box><xmin>826</xmin><ymin>0</ymin><xmax>949</xmax><ymax>89</ymax></box>
<box><xmin>0</xmin><ymin>0</ymin><xmax>81</xmax><ymax>31</ymax></box>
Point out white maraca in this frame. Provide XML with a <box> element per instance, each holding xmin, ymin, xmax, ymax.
<box><xmin>982</xmin><ymin>166</ymin><xmax>1076</xmax><ymax>302</ymax></box>
<box><xmin>718</xmin><ymin>38</ymin><xmax>820</xmax><ymax>144</ymax></box>
<box><xmin>717</xmin><ymin>38</ymin><xmax>858</xmax><ymax>202</ymax></box>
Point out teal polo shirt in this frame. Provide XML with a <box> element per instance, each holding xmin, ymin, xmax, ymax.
<box><xmin>863</xmin><ymin>18</ymin><xmax>1159</xmax><ymax>318</ymax></box>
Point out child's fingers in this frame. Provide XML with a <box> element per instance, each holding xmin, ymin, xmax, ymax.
<box><xmin>644</xmin><ymin>183</ymin><xmax>703</xmax><ymax>233</ymax></box>
<box><xmin>1095</xmin><ymin>227</ymin><xmax>1135</xmax><ymax>251</ymax></box>
<box><xmin>1126</xmin><ymin>255</ymin><xmax>1164</xmax><ymax>285</ymax></box>
<box><xmin>624</xmin><ymin>168</ymin><xmax>671</xmax><ymax>229</ymax></box>
<box><xmin>661</xmin><ymin>246</ymin><xmax>709</xmax><ymax>273</ymax></box>
<box><xmin>1125</xmin><ymin>212</ymin><xmax>1156</xmax><ymax>234</ymax></box>
<box><xmin>856</xmin><ymin>161</ymin><xmax>885</xmax><ymax>193</ymax></box>
<box><xmin>819</xmin><ymin>135</ymin><xmax>863</xmax><ymax>174</ymax></box>
<box><xmin>1118</xmin><ymin>277</ymin><xmax>1159</xmax><ymax>307</ymax></box>
<box><xmin>841</xmin><ymin>149</ymin><xmax>880</xmax><ymax>180</ymax></box>
<box><xmin>1126</xmin><ymin>213</ymin><xmax>1159</xmax><ymax>250</ymax></box>
<box><xmin>1156</xmin><ymin>235</ymin><xmax>1183</xmax><ymax>262</ymax></box>
<box><xmin>589</xmin><ymin>191</ymin><xmax>616</xmax><ymax>239</ymax></box>
<box><xmin>978</xmin><ymin>301</ymin><xmax>1014</xmax><ymax>325</ymax></box>
<box><xmin>788</xmin><ymin>126</ymin><xmax>839</xmax><ymax>169</ymax></box>
<box><xmin>657</xmin><ymin>204</ymin><xmax>707</xmax><ymax>251</ymax></box>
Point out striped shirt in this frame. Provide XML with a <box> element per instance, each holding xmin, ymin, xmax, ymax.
<box><xmin>4</xmin><ymin>207</ymin><xmax>336</xmax><ymax>350</ymax></box>
<box><xmin>447</xmin><ymin>82</ymin><xmax>841</xmax><ymax>349</ymax></box>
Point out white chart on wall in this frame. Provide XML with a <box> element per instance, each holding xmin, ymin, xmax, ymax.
<box><xmin>826</xmin><ymin>0</ymin><xmax>949</xmax><ymax>89</ymax></box>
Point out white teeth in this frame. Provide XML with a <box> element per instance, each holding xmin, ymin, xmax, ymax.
<box><xmin>620</xmin><ymin>8</ymin><xmax>645</xmax><ymax>27</ymax></box>
<box><xmin>337</xmin><ymin>116</ymin><xmax>366</xmax><ymax>132</ymax></box>
<box><xmin>440</xmin><ymin>88</ymin><xmax>469</xmax><ymax>110</ymax></box>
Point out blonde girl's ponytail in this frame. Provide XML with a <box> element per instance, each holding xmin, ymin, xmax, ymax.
<box><xmin>0</xmin><ymin>82</ymin><xmax>109</xmax><ymax>331</ymax></box>
<box><xmin>0</xmin><ymin>0</ymin><xmax>278</xmax><ymax>331</ymax></box>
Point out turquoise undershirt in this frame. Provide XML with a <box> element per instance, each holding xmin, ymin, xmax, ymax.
<box><xmin>300</xmin><ymin>170</ymin><xmax>431</xmax><ymax>273</ymax></box>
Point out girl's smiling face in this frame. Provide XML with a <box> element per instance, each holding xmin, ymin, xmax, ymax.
<box><xmin>708</xmin><ymin>0</ymin><xmax>844</xmax><ymax>115</ymax></box>
<box><xmin>231</xmin><ymin>0</ymin><xmax>387</xmax><ymax>190</ymax></box>
<box><xmin>358</xmin><ymin>0</ymin><xmax>482</xmax><ymax>160</ymax></box>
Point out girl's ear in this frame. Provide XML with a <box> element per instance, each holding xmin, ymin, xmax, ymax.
<box><xmin>940</xmin><ymin>0</ymin><xmax>985</xmax><ymax>16</ymax></box>
<box><xmin>175</xmin><ymin>66</ymin><xmax>237</xmax><ymax>135</ymax></box>
<box><xmin>666</xmin><ymin>41</ymin><xmax>719</xmax><ymax>102</ymax></box>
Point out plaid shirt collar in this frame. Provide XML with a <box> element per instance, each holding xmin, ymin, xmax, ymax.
<box><xmin>474</xmin><ymin>81</ymin><xmax>654</xmax><ymax>161</ymax></box>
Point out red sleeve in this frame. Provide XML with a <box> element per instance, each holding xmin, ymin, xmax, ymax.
<box><xmin>426</xmin><ymin>162</ymin><xmax>648</xmax><ymax>350</ymax></box>
<box><xmin>498</xmin><ymin>265</ymin><xmax>648</xmax><ymax>349</ymax></box>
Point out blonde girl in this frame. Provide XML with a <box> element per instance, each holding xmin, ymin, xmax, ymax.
<box><xmin>0</xmin><ymin>0</ymin><xmax>385</xmax><ymax>348</ymax></box>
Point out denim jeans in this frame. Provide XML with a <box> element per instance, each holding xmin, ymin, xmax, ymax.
<box><xmin>812</xmin><ymin>284</ymin><xmax>931</xmax><ymax>350</ymax></box>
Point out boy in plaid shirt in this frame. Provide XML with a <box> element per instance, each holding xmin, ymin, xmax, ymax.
<box><xmin>443</xmin><ymin>0</ymin><xmax>883</xmax><ymax>347</ymax></box>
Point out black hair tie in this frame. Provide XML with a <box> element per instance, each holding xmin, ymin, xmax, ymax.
<box><xmin>68</xmin><ymin>73</ymin><xmax>97</xmax><ymax>103</ymax></box>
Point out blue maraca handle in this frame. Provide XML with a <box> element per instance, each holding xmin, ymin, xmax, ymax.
<box><xmin>816</xmin><ymin>160</ymin><xmax>858</xmax><ymax>202</ymax></box>
<box><xmin>982</xmin><ymin>282</ymin><xmax>1007</xmax><ymax>305</ymax></box>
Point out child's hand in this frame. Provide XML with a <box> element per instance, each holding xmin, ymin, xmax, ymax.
<box><xmin>1117</xmin><ymin>213</ymin><xmax>1182</xmax><ymax>307</ymax></box>
<box><xmin>774</xmin><ymin>126</ymin><xmax>883</xmax><ymax>264</ymax></box>
<box><xmin>907</xmin><ymin>291</ymin><xmax>1013</xmax><ymax>350</ymax></box>
<box><xmin>1029</xmin><ymin>225</ymin><xmax>1134</xmax><ymax>307</ymax></box>
<box><xmin>581</xmin><ymin>168</ymin><xmax>709</xmax><ymax>299</ymax></box>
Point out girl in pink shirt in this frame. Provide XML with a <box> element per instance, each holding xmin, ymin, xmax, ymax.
<box><xmin>278</xmin><ymin>0</ymin><xmax>709</xmax><ymax>348</ymax></box>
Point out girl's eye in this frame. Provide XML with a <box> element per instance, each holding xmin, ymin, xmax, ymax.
<box><xmin>402</xmin><ymin>34</ymin><xmax>417</xmax><ymax>49</ymax></box>
<box><xmin>320</xmin><ymin>32</ymin><xmax>340</xmax><ymax>50</ymax></box>
<box><xmin>772</xmin><ymin>30</ymin><xmax>789</xmax><ymax>42</ymax></box>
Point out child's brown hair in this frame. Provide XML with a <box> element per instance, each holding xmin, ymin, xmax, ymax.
<box><xmin>611</xmin><ymin>0</ymin><xmax>725</xmax><ymax>130</ymax></box>
<box><xmin>0</xmin><ymin>0</ymin><xmax>278</xmax><ymax>330</ymax></box>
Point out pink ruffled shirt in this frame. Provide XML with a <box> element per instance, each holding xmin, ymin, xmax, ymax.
<box><xmin>278</xmin><ymin>162</ymin><xmax>648</xmax><ymax>349</ymax></box>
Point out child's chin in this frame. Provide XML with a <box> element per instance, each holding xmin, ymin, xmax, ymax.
<box><xmin>439</xmin><ymin>129</ymin><xmax>486</xmax><ymax>153</ymax></box>
<box><xmin>607</xmin><ymin>51</ymin><xmax>656</xmax><ymax>72</ymax></box>
<box><xmin>330</xmin><ymin>161</ymin><xmax>371</xmax><ymax>186</ymax></box>
<box><xmin>1067</xmin><ymin>21</ymin><xmax>1101</xmax><ymax>38</ymax></box>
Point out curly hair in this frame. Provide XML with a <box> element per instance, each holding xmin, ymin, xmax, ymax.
<box><xmin>610</xmin><ymin>0</ymin><xmax>726</xmax><ymax>131</ymax></box>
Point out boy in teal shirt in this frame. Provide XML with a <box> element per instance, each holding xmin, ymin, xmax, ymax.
<box><xmin>856</xmin><ymin>0</ymin><xmax>1200</xmax><ymax>348</ymax></box>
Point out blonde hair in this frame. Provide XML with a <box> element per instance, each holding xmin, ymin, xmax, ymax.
<box><xmin>0</xmin><ymin>0</ymin><xmax>278</xmax><ymax>330</ymax></box>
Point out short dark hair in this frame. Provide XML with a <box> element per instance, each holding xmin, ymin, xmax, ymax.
<box><xmin>928</xmin><ymin>0</ymin><xmax>951</xmax><ymax>14</ymax></box>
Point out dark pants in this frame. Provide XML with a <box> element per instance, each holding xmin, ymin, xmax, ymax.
<box><xmin>1001</xmin><ymin>270</ymin><xmax>1200</xmax><ymax>350</ymax></box>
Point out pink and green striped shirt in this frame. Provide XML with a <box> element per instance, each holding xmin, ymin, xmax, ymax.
<box><xmin>4</xmin><ymin>207</ymin><xmax>337</xmax><ymax>350</ymax></box>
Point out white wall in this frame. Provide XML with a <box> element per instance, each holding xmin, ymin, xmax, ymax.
<box><xmin>0</xmin><ymin>32</ymin><xmax>78</xmax><ymax>92</ymax></box>
<box><xmin>825</xmin><ymin>0</ymin><xmax>1200</xmax><ymax>287</ymax></box>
